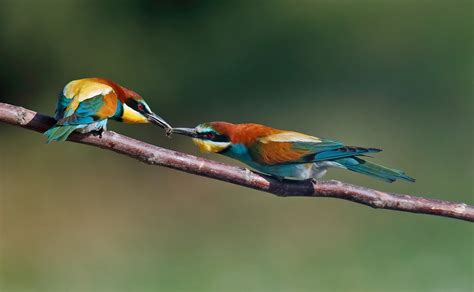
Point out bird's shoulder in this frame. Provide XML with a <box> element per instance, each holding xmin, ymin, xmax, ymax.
<box><xmin>257</xmin><ymin>131</ymin><xmax>323</xmax><ymax>144</ymax></box>
<box><xmin>256</xmin><ymin>129</ymin><xmax>343</xmax><ymax>152</ymax></box>
<box><xmin>62</xmin><ymin>78</ymin><xmax>116</xmax><ymax>101</ymax></box>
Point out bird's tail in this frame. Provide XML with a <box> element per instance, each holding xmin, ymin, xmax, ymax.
<box><xmin>336</xmin><ymin>157</ymin><xmax>415</xmax><ymax>183</ymax></box>
<box><xmin>43</xmin><ymin>125</ymin><xmax>78</xmax><ymax>143</ymax></box>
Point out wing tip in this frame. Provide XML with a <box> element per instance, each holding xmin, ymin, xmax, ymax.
<box><xmin>344</xmin><ymin>146</ymin><xmax>382</xmax><ymax>154</ymax></box>
<box><xmin>400</xmin><ymin>174</ymin><xmax>416</xmax><ymax>183</ymax></box>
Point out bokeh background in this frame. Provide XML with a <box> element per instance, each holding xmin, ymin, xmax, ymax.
<box><xmin>1</xmin><ymin>0</ymin><xmax>473</xmax><ymax>291</ymax></box>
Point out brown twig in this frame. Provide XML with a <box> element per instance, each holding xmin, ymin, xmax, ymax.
<box><xmin>1</xmin><ymin>102</ymin><xmax>473</xmax><ymax>222</ymax></box>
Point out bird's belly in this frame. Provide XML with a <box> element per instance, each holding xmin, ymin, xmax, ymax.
<box><xmin>225</xmin><ymin>145</ymin><xmax>335</xmax><ymax>180</ymax></box>
<box><xmin>256</xmin><ymin>163</ymin><xmax>315</xmax><ymax>180</ymax></box>
<box><xmin>76</xmin><ymin>120</ymin><xmax>108</xmax><ymax>133</ymax></box>
<box><xmin>251</xmin><ymin>161</ymin><xmax>345</xmax><ymax>180</ymax></box>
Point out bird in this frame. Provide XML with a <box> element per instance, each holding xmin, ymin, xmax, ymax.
<box><xmin>44</xmin><ymin>77</ymin><xmax>172</xmax><ymax>142</ymax></box>
<box><xmin>172</xmin><ymin>122</ymin><xmax>415</xmax><ymax>183</ymax></box>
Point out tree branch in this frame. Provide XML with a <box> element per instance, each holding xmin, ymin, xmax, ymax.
<box><xmin>1</xmin><ymin>102</ymin><xmax>472</xmax><ymax>222</ymax></box>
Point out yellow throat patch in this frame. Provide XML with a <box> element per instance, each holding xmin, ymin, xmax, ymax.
<box><xmin>121</xmin><ymin>103</ymin><xmax>148</xmax><ymax>123</ymax></box>
<box><xmin>192</xmin><ymin>139</ymin><xmax>230</xmax><ymax>153</ymax></box>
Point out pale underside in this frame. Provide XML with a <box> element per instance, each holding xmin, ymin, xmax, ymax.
<box><xmin>75</xmin><ymin>120</ymin><xmax>108</xmax><ymax>133</ymax></box>
<box><xmin>247</xmin><ymin>160</ymin><xmax>346</xmax><ymax>180</ymax></box>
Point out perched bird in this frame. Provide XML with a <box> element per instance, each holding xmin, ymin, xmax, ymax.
<box><xmin>44</xmin><ymin>77</ymin><xmax>172</xmax><ymax>142</ymax></box>
<box><xmin>173</xmin><ymin>122</ymin><xmax>415</xmax><ymax>183</ymax></box>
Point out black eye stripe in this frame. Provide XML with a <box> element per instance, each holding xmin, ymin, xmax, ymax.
<box><xmin>198</xmin><ymin>132</ymin><xmax>230</xmax><ymax>142</ymax></box>
<box><xmin>125</xmin><ymin>99</ymin><xmax>138</xmax><ymax>109</ymax></box>
<box><xmin>125</xmin><ymin>99</ymin><xmax>147</xmax><ymax>113</ymax></box>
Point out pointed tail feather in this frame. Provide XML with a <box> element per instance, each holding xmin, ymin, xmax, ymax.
<box><xmin>336</xmin><ymin>157</ymin><xmax>415</xmax><ymax>183</ymax></box>
<box><xmin>314</xmin><ymin>146</ymin><xmax>382</xmax><ymax>161</ymax></box>
<box><xmin>43</xmin><ymin>125</ymin><xmax>78</xmax><ymax>143</ymax></box>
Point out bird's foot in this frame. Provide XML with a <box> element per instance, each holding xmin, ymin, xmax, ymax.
<box><xmin>91</xmin><ymin>128</ymin><xmax>105</xmax><ymax>138</ymax></box>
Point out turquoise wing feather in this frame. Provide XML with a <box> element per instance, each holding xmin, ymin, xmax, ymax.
<box><xmin>336</xmin><ymin>157</ymin><xmax>415</xmax><ymax>182</ymax></box>
<box><xmin>292</xmin><ymin>139</ymin><xmax>344</xmax><ymax>153</ymax></box>
<box><xmin>58</xmin><ymin>95</ymin><xmax>106</xmax><ymax>125</ymax></box>
<box><xmin>289</xmin><ymin>139</ymin><xmax>380</xmax><ymax>163</ymax></box>
<box><xmin>55</xmin><ymin>93</ymin><xmax>71</xmax><ymax>120</ymax></box>
<box><xmin>44</xmin><ymin>125</ymin><xmax>82</xmax><ymax>143</ymax></box>
<box><xmin>44</xmin><ymin>94</ymin><xmax>108</xmax><ymax>143</ymax></box>
<box><xmin>311</xmin><ymin>145</ymin><xmax>381</xmax><ymax>161</ymax></box>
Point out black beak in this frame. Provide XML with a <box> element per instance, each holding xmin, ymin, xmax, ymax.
<box><xmin>172</xmin><ymin>127</ymin><xmax>198</xmax><ymax>138</ymax></box>
<box><xmin>146</xmin><ymin>112</ymin><xmax>173</xmax><ymax>133</ymax></box>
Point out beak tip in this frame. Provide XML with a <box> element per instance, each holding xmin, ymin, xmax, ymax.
<box><xmin>165</xmin><ymin>128</ymin><xmax>173</xmax><ymax>137</ymax></box>
<box><xmin>147</xmin><ymin>113</ymin><xmax>172</xmax><ymax>130</ymax></box>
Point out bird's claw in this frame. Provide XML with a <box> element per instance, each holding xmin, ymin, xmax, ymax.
<box><xmin>90</xmin><ymin>128</ymin><xmax>105</xmax><ymax>138</ymax></box>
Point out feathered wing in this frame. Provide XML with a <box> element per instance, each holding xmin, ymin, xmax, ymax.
<box><xmin>248</xmin><ymin>131</ymin><xmax>344</xmax><ymax>165</ymax></box>
<box><xmin>44</xmin><ymin>90</ymin><xmax>118</xmax><ymax>142</ymax></box>
<box><xmin>336</xmin><ymin>157</ymin><xmax>415</xmax><ymax>183</ymax></box>
<box><xmin>247</xmin><ymin>131</ymin><xmax>414</xmax><ymax>182</ymax></box>
<box><xmin>58</xmin><ymin>94</ymin><xmax>112</xmax><ymax>125</ymax></box>
<box><xmin>55</xmin><ymin>94</ymin><xmax>71</xmax><ymax>120</ymax></box>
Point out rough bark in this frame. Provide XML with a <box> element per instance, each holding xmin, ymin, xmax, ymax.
<box><xmin>1</xmin><ymin>102</ymin><xmax>472</xmax><ymax>222</ymax></box>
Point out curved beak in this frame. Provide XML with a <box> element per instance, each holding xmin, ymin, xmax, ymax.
<box><xmin>146</xmin><ymin>112</ymin><xmax>172</xmax><ymax>132</ymax></box>
<box><xmin>172</xmin><ymin>127</ymin><xmax>198</xmax><ymax>138</ymax></box>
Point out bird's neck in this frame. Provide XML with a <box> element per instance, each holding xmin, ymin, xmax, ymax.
<box><xmin>113</xmin><ymin>100</ymin><xmax>148</xmax><ymax>123</ymax></box>
<box><xmin>221</xmin><ymin>143</ymin><xmax>255</xmax><ymax>165</ymax></box>
<box><xmin>111</xmin><ymin>100</ymin><xmax>124</xmax><ymax>121</ymax></box>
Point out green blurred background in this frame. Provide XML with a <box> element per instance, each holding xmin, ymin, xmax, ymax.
<box><xmin>1</xmin><ymin>0</ymin><xmax>473</xmax><ymax>291</ymax></box>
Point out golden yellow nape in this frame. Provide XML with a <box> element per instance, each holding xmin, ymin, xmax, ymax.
<box><xmin>192</xmin><ymin>138</ymin><xmax>229</xmax><ymax>153</ymax></box>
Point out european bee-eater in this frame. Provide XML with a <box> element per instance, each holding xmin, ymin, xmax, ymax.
<box><xmin>44</xmin><ymin>77</ymin><xmax>172</xmax><ymax>142</ymax></box>
<box><xmin>173</xmin><ymin>122</ymin><xmax>415</xmax><ymax>183</ymax></box>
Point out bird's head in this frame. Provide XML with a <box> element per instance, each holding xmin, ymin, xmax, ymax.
<box><xmin>119</xmin><ymin>87</ymin><xmax>172</xmax><ymax>132</ymax></box>
<box><xmin>172</xmin><ymin>122</ymin><xmax>235</xmax><ymax>153</ymax></box>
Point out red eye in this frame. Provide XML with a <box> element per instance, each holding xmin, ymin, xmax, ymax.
<box><xmin>206</xmin><ymin>132</ymin><xmax>215</xmax><ymax>139</ymax></box>
<box><xmin>137</xmin><ymin>104</ymin><xmax>144</xmax><ymax>111</ymax></box>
